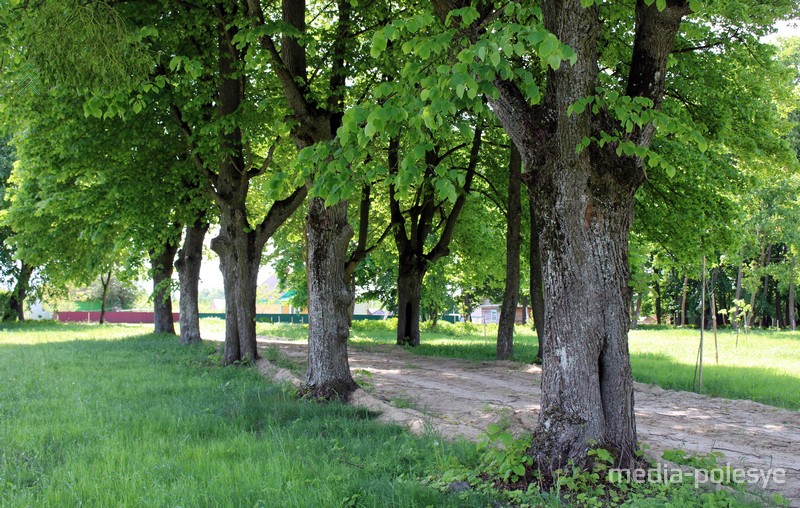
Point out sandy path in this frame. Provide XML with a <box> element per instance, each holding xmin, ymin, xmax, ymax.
<box><xmin>258</xmin><ymin>338</ymin><xmax>800</xmax><ymax>505</ymax></box>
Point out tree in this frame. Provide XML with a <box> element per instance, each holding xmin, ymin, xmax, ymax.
<box><xmin>409</xmin><ymin>0</ymin><xmax>800</xmax><ymax>473</ymax></box>
<box><xmin>496</xmin><ymin>143</ymin><xmax>522</xmax><ymax>360</ymax></box>
<box><xmin>0</xmin><ymin>134</ymin><xmax>40</xmax><ymax>322</ymax></box>
<box><xmin>388</xmin><ymin>129</ymin><xmax>482</xmax><ymax>346</ymax></box>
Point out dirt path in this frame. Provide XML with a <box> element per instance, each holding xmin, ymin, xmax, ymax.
<box><xmin>258</xmin><ymin>338</ymin><xmax>800</xmax><ymax>505</ymax></box>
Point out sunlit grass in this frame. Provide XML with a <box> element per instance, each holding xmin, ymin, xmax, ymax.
<box><xmin>0</xmin><ymin>322</ymin><xmax>490</xmax><ymax>507</ymax></box>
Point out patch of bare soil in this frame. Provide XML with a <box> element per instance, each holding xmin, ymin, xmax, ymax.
<box><xmin>257</xmin><ymin>338</ymin><xmax>800</xmax><ymax>505</ymax></box>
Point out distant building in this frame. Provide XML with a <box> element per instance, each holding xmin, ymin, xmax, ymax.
<box><xmin>471</xmin><ymin>300</ymin><xmax>528</xmax><ymax>324</ymax></box>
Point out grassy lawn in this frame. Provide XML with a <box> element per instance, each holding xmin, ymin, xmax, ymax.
<box><xmin>254</xmin><ymin>319</ymin><xmax>800</xmax><ymax>411</ymax></box>
<box><xmin>0</xmin><ymin>321</ymin><xmax>491</xmax><ymax>507</ymax></box>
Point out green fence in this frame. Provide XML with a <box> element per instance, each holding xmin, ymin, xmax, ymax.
<box><xmin>198</xmin><ymin>313</ymin><xmax>388</xmax><ymax>324</ymax></box>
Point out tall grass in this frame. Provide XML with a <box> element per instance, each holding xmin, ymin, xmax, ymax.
<box><xmin>0</xmin><ymin>322</ymin><xmax>491</xmax><ymax>507</ymax></box>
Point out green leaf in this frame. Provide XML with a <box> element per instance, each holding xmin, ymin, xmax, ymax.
<box><xmin>371</xmin><ymin>32</ymin><xmax>387</xmax><ymax>58</ymax></box>
<box><xmin>489</xmin><ymin>51</ymin><xmax>501</xmax><ymax>68</ymax></box>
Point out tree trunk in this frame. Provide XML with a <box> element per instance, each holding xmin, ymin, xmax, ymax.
<box><xmin>432</xmin><ymin>0</ymin><xmax>688</xmax><ymax>474</ymax></box>
<box><xmin>304</xmin><ymin>198</ymin><xmax>357</xmax><ymax>400</ymax></box>
<box><xmin>175</xmin><ymin>221</ymin><xmax>207</xmax><ymax>344</ymax></box>
<box><xmin>152</xmin><ymin>238</ymin><xmax>180</xmax><ymax>335</ymax></box>
<box><xmin>680</xmin><ymin>275</ymin><xmax>689</xmax><ymax>326</ymax></box>
<box><xmin>5</xmin><ymin>262</ymin><xmax>33</xmax><ymax>322</ymax></box>
<box><xmin>211</xmin><ymin>217</ymin><xmax>262</xmax><ymax>364</ymax></box>
<box><xmin>790</xmin><ymin>258</ymin><xmax>796</xmax><ymax>331</ymax></box>
<box><xmin>733</xmin><ymin>262</ymin><xmax>743</xmax><ymax>329</ymax></box>
<box><xmin>653</xmin><ymin>277</ymin><xmax>662</xmax><ymax>325</ymax></box>
<box><xmin>396</xmin><ymin>257</ymin><xmax>426</xmax><ymax>347</ymax></box>
<box><xmin>528</xmin><ymin>152</ymin><xmax>640</xmax><ymax>471</ymax></box>
<box><xmin>529</xmin><ymin>194</ymin><xmax>546</xmax><ymax>364</ymax></box>
<box><xmin>497</xmin><ymin>143</ymin><xmax>522</xmax><ymax>360</ymax></box>
<box><xmin>763</xmin><ymin>245</ymin><xmax>772</xmax><ymax>325</ymax></box>
<box><xmin>99</xmin><ymin>271</ymin><xmax>112</xmax><ymax>325</ymax></box>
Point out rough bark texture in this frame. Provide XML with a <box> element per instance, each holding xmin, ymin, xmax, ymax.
<box><xmin>152</xmin><ymin>239</ymin><xmax>180</xmax><ymax>335</ymax></box>
<box><xmin>529</xmin><ymin>195</ymin><xmax>546</xmax><ymax>364</ymax></box>
<box><xmin>497</xmin><ymin>144</ymin><xmax>522</xmax><ymax>360</ymax></box>
<box><xmin>4</xmin><ymin>262</ymin><xmax>33</xmax><ymax>322</ymax></box>
<box><xmin>431</xmin><ymin>0</ymin><xmax>690</xmax><ymax>473</ymax></box>
<box><xmin>304</xmin><ymin>198</ymin><xmax>357</xmax><ymax>399</ymax></box>
<box><xmin>176</xmin><ymin>221</ymin><xmax>208</xmax><ymax>344</ymax></box>
<box><xmin>212</xmin><ymin>215</ymin><xmax>262</xmax><ymax>364</ymax></box>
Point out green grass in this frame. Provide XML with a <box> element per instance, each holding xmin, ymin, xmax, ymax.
<box><xmin>252</xmin><ymin>319</ymin><xmax>800</xmax><ymax>410</ymax></box>
<box><xmin>0</xmin><ymin>321</ymin><xmax>493</xmax><ymax>507</ymax></box>
<box><xmin>628</xmin><ymin>326</ymin><xmax>800</xmax><ymax>410</ymax></box>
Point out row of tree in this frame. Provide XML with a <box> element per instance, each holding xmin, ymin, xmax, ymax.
<box><xmin>1</xmin><ymin>0</ymin><xmax>798</xmax><ymax>477</ymax></box>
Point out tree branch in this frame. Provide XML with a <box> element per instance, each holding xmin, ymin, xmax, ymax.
<box><xmin>247</xmin><ymin>136</ymin><xmax>281</xmax><ymax>179</ymax></box>
<box><xmin>427</xmin><ymin>125</ymin><xmax>482</xmax><ymax>263</ymax></box>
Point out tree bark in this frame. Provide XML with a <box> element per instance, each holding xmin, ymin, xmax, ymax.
<box><xmin>211</xmin><ymin>217</ymin><xmax>262</xmax><ymax>364</ymax></box>
<box><xmin>5</xmin><ymin>262</ymin><xmax>33</xmax><ymax>322</ymax></box>
<box><xmin>304</xmin><ymin>198</ymin><xmax>357</xmax><ymax>399</ymax></box>
<box><xmin>497</xmin><ymin>143</ymin><xmax>522</xmax><ymax>360</ymax></box>
<box><xmin>396</xmin><ymin>257</ymin><xmax>426</xmax><ymax>346</ymax></box>
<box><xmin>99</xmin><ymin>271</ymin><xmax>112</xmax><ymax>325</ymax></box>
<box><xmin>175</xmin><ymin>221</ymin><xmax>208</xmax><ymax>344</ymax></box>
<box><xmin>152</xmin><ymin>237</ymin><xmax>180</xmax><ymax>335</ymax></box>
<box><xmin>529</xmin><ymin>194</ymin><xmax>546</xmax><ymax>364</ymax></box>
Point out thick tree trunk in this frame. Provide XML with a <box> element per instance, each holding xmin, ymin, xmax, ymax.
<box><xmin>396</xmin><ymin>257</ymin><xmax>426</xmax><ymax>347</ymax></box>
<box><xmin>304</xmin><ymin>198</ymin><xmax>357</xmax><ymax>400</ymax></box>
<box><xmin>529</xmin><ymin>195</ymin><xmax>546</xmax><ymax>363</ymax></box>
<box><xmin>529</xmin><ymin>162</ymin><xmax>640</xmax><ymax>472</ymax></box>
<box><xmin>212</xmin><ymin>217</ymin><xmax>262</xmax><ymax>364</ymax></box>
<box><xmin>497</xmin><ymin>144</ymin><xmax>522</xmax><ymax>360</ymax></box>
<box><xmin>5</xmin><ymin>262</ymin><xmax>33</xmax><ymax>322</ymax></box>
<box><xmin>152</xmin><ymin>238</ymin><xmax>180</xmax><ymax>335</ymax></box>
<box><xmin>99</xmin><ymin>271</ymin><xmax>111</xmax><ymax>325</ymax></box>
<box><xmin>438</xmin><ymin>0</ymin><xmax>686</xmax><ymax>475</ymax></box>
<box><xmin>176</xmin><ymin>221</ymin><xmax>207</xmax><ymax>344</ymax></box>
